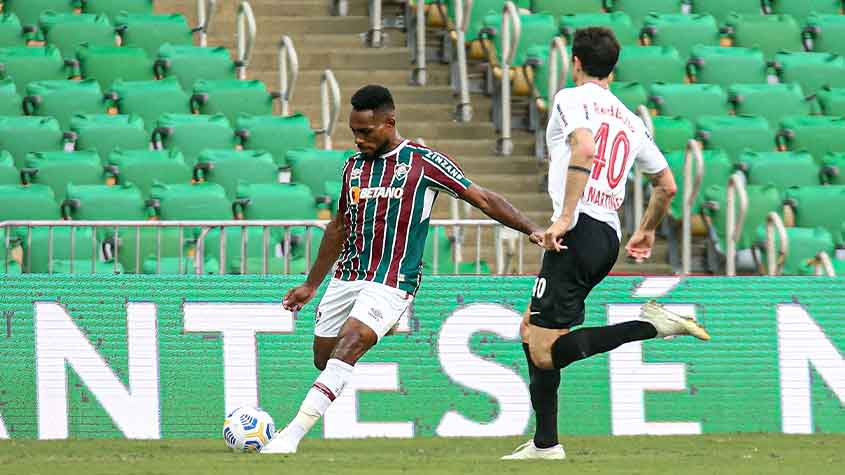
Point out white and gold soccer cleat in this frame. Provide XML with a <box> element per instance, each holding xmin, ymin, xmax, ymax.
<box><xmin>501</xmin><ymin>440</ymin><xmax>566</xmax><ymax>460</ymax></box>
<box><xmin>641</xmin><ymin>300</ymin><xmax>711</xmax><ymax>341</ymax></box>
<box><xmin>259</xmin><ymin>426</ymin><xmax>299</xmax><ymax>455</ymax></box>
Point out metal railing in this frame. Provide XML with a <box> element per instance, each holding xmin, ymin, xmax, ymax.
<box><xmin>453</xmin><ymin>0</ymin><xmax>473</xmax><ymax>122</ymax></box>
<box><xmin>278</xmin><ymin>36</ymin><xmax>299</xmax><ymax>116</ymax></box>
<box><xmin>236</xmin><ymin>1</ymin><xmax>256</xmax><ymax>80</ymax></box>
<box><xmin>496</xmin><ymin>1</ymin><xmax>521</xmax><ymax>156</ymax></box>
<box><xmin>681</xmin><ymin>139</ymin><xmax>704</xmax><ymax>275</ymax></box>
<box><xmin>546</xmin><ymin>37</ymin><xmax>569</xmax><ymax>108</ymax></box>
<box><xmin>368</xmin><ymin>0</ymin><xmax>384</xmax><ymax>47</ymax></box>
<box><xmin>319</xmin><ymin>70</ymin><xmax>341</xmax><ymax>149</ymax></box>
<box><xmin>409</xmin><ymin>0</ymin><xmax>427</xmax><ymax>85</ymax></box>
<box><xmin>813</xmin><ymin>251</ymin><xmax>836</xmax><ymax>276</ymax></box>
<box><xmin>333</xmin><ymin>0</ymin><xmax>349</xmax><ymax>16</ymax></box>
<box><xmin>764</xmin><ymin>212</ymin><xmax>788</xmax><ymax>276</ymax></box>
<box><xmin>725</xmin><ymin>173</ymin><xmax>748</xmax><ymax>276</ymax></box>
<box><xmin>196</xmin><ymin>0</ymin><xmax>217</xmax><ymax>47</ymax></box>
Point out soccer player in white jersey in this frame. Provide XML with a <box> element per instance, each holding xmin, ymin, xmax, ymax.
<box><xmin>502</xmin><ymin>27</ymin><xmax>711</xmax><ymax>461</ymax></box>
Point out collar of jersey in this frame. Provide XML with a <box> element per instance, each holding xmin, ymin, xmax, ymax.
<box><xmin>380</xmin><ymin>139</ymin><xmax>410</xmax><ymax>158</ymax></box>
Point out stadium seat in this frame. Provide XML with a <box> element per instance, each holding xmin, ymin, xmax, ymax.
<box><xmin>688</xmin><ymin>0</ymin><xmax>763</xmax><ymax>23</ymax></box>
<box><xmin>69</xmin><ymin>114</ymin><xmax>149</xmax><ymax>162</ymax></box>
<box><xmin>287</xmin><ymin>148</ymin><xmax>356</xmax><ymax>203</ymax></box>
<box><xmin>696</xmin><ymin>115</ymin><xmax>776</xmax><ymax>159</ymax></box>
<box><xmin>115</xmin><ymin>13</ymin><xmax>195</xmax><ymax>58</ymax></box>
<box><xmin>665</xmin><ymin>148</ymin><xmax>733</xmax><ymax>219</ymax></box>
<box><xmin>481</xmin><ymin>12</ymin><xmax>558</xmax><ymax>68</ymax></box>
<box><xmin>38</xmin><ymin>12</ymin><xmax>117</xmax><ymax>61</ymax></box>
<box><xmin>648</xmin><ymin>83</ymin><xmax>729</xmax><ymax>123</ymax></box>
<box><xmin>755</xmin><ymin>226</ymin><xmax>836</xmax><ymax>275</ymax></box>
<box><xmin>62</xmin><ymin>183</ymin><xmax>146</xmax><ymax>221</ymax></box>
<box><xmin>147</xmin><ymin>182</ymin><xmax>231</xmax><ymax>220</ymax></box>
<box><xmin>0</xmin><ymin>13</ymin><xmax>25</xmax><ymax>47</ymax></box>
<box><xmin>106</xmin><ymin>149</ymin><xmax>192</xmax><ymax>198</ymax></box>
<box><xmin>531</xmin><ymin>0</ymin><xmax>603</xmax><ymax>15</ymax></box>
<box><xmin>815</xmin><ymin>86</ymin><xmax>845</xmax><ymax>116</ymax></box>
<box><xmin>821</xmin><ymin>153</ymin><xmax>845</xmax><ymax>185</ymax></box>
<box><xmin>687</xmin><ymin>46</ymin><xmax>769</xmax><ymax>88</ymax></box>
<box><xmin>0</xmin><ymin>184</ymin><xmax>59</xmax><ymax>219</ymax></box>
<box><xmin>0</xmin><ymin>150</ymin><xmax>16</xmax><ymax>185</ymax></box>
<box><xmin>559</xmin><ymin>13</ymin><xmax>638</xmax><ymax>46</ymax></box>
<box><xmin>77</xmin><ymin>45</ymin><xmax>154</xmax><ymax>90</ymax></box>
<box><xmin>803</xmin><ymin>14</ymin><xmax>845</xmax><ymax>56</ymax></box>
<box><xmin>325</xmin><ymin>180</ymin><xmax>343</xmax><ymax>215</ymax></box>
<box><xmin>523</xmin><ymin>42</ymin><xmax>572</xmax><ymax>103</ymax></box>
<box><xmin>202</xmin><ymin>226</ymin><xmax>289</xmax><ymax>274</ymax></box>
<box><xmin>768</xmin><ymin>0</ymin><xmax>842</xmax><ymax>23</ymax></box>
<box><xmin>194</xmin><ymin>149</ymin><xmax>278</xmax><ymax>200</ymax></box>
<box><xmin>0</xmin><ymin>116</ymin><xmax>65</xmax><ymax>169</ymax></box>
<box><xmin>154</xmin><ymin>45</ymin><xmax>237</xmax><ymax>92</ymax></box>
<box><xmin>191</xmin><ymin>80</ymin><xmax>277</xmax><ymax>125</ymax></box>
<box><xmin>640</xmin><ymin>14</ymin><xmax>720</xmax><ymax>58</ymax></box>
<box><xmin>20</xmin><ymin>150</ymin><xmax>103</xmax><ymax>201</ymax></box>
<box><xmin>773</xmin><ymin>52</ymin><xmax>845</xmax><ymax>97</ymax></box>
<box><xmin>614</xmin><ymin>46</ymin><xmax>686</xmax><ymax>86</ymax></box>
<box><xmin>652</xmin><ymin>116</ymin><xmax>695</xmax><ymax>152</ymax></box>
<box><xmin>0</xmin><ymin>46</ymin><xmax>72</xmax><ymax>93</ymax></box>
<box><xmin>18</xmin><ymin>225</ymin><xmax>100</xmax><ymax>274</ymax></box>
<box><xmin>777</xmin><ymin>115</ymin><xmax>845</xmax><ymax>162</ymax></box>
<box><xmin>81</xmin><ymin>0</ymin><xmax>154</xmax><ymax>22</ymax></box>
<box><xmin>109</xmin><ymin>78</ymin><xmax>192</xmax><ymax>132</ymax></box>
<box><xmin>0</xmin><ymin>78</ymin><xmax>21</xmax><ymax>115</ymax></box>
<box><xmin>736</xmin><ymin>151</ymin><xmax>820</xmax><ymax>189</ymax></box>
<box><xmin>24</xmin><ymin>79</ymin><xmax>108</xmax><ymax>130</ymax></box>
<box><xmin>702</xmin><ymin>183</ymin><xmax>782</xmax><ymax>251</ymax></box>
<box><xmin>610</xmin><ymin>81</ymin><xmax>647</xmax><ymax>113</ymax></box>
<box><xmin>236</xmin><ymin>114</ymin><xmax>316</xmax><ymax>170</ymax></box>
<box><xmin>611</xmin><ymin>0</ymin><xmax>683</xmax><ymax>25</ymax></box>
<box><xmin>728</xmin><ymin>83</ymin><xmax>810</xmax><ymax>128</ymax></box>
<box><xmin>152</xmin><ymin>113</ymin><xmax>237</xmax><ymax>167</ymax></box>
<box><xmin>2</xmin><ymin>0</ymin><xmax>75</xmax><ymax>33</ymax></box>
<box><xmin>721</xmin><ymin>14</ymin><xmax>803</xmax><ymax>60</ymax></box>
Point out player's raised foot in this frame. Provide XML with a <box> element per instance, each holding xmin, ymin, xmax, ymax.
<box><xmin>501</xmin><ymin>440</ymin><xmax>566</xmax><ymax>460</ymax></box>
<box><xmin>641</xmin><ymin>300</ymin><xmax>711</xmax><ymax>341</ymax></box>
<box><xmin>260</xmin><ymin>426</ymin><xmax>300</xmax><ymax>455</ymax></box>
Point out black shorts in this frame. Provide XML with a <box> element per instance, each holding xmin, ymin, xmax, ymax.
<box><xmin>529</xmin><ymin>214</ymin><xmax>620</xmax><ymax>330</ymax></box>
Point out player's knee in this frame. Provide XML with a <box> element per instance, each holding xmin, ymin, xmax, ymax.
<box><xmin>529</xmin><ymin>342</ymin><xmax>554</xmax><ymax>370</ymax></box>
<box><xmin>332</xmin><ymin>325</ymin><xmax>377</xmax><ymax>365</ymax></box>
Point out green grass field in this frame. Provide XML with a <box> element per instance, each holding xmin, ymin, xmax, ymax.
<box><xmin>2</xmin><ymin>434</ymin><xmax>843</xmax><ymax>474</ymax></box>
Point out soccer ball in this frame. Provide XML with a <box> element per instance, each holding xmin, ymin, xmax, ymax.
<box><xmin>222</xmin><ymin>406</ymin><xmax>276</xmax><ymax>452</ymax></box>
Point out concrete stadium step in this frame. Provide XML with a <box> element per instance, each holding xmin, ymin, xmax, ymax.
<box><xmin>294</xmin><ymin>102</ymin><xmax>494</xmax><ymax>125</ymax></box>
<box><xmin>424</xmin><ymin>138</ymin><xmax>535</xmax><ymax>157</ymax></box>
<box><xmin>244</xmin><ymin>47</ymin><xmax>412</xmax><ymax>71</ymax></box>
<box><xmin>298</xmin><ymin>85</ymin><xmax>455</xmax><ymax>104</ymax></box>
<box><xmin>215</xmin><ymin>16</ymin><xmax>371</xmax><ymax>35</ymax></box>
<box><xmin>262</xmin><ymin>69</ymin><xmax>453</xmax><ymax>88</ymax></box>
<box><xmin>456</xmin><ymin>156</ymin><xmax>544</xmax><ymax>175</ymax></box>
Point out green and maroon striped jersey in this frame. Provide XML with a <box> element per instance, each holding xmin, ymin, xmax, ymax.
<box><xmin>333</xmin><ymin>140</ymin><xmax>472</xmax><ymax>294</ymax></box>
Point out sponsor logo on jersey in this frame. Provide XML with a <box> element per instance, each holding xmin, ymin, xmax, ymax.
<box><xmin>350</xmin><ymin>186</ymin><xmax>404</xmax><ymax>204</ymax></box>
<box><xmin>425</xmin><ymin>151</ymin><xmax>464</xmax><ymax>181</ymax></box>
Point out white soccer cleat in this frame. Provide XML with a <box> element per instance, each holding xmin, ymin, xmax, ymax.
<box><xmin>259</xmin><ymin>427</ymin><xmax>300</xmax><ymax>455</ymax></box>
<box><xmin>641</xmin><ymin>300</ymin><xmax>711</xmax><ymax>341</ymax></box>
<box><xmin>501</xmin><ymin>440</ymin><xmax>566</xmax><ymax>460</ymax></box>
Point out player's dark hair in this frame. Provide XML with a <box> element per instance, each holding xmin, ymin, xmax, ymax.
<box><xmin>571</xmin><ymin>27</ymin><xmax>621</xmax><ymax>79</ymax></box>
<box><xmin>351</xmin><ymin>85</ymin><xmax>395</xmax><ymax>113</ymax></box>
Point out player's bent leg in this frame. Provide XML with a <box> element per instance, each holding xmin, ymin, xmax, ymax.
<box><xmin>312</xmin><ymin>336</ymin><xmax>339</xmax><ymax>370</ymax></box>
<box><xmin>641</xmin><ymin>300</ymin><xmax>711</xmax><ymax>340</ymax></box>
<box><xmin>329</xmin><ymin>317</ymin><xmax>379</xmax><ymax>365</ymax></box>
<box><xmin>528</xmin><ymin>325</ymin><xmax>569</xmax><ymax>370</ymax></box>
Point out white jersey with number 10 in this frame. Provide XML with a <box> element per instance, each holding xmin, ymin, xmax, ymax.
<box><xmin>545</xmin><ymin>82</ymin><xmax>668</xmax><ymax>239</ymax></box>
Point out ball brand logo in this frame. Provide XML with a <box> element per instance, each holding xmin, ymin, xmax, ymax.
<box><xmin>350</xmin><ymin>186</ymin><xmax>404</xmax><ymax>204</ymax></box>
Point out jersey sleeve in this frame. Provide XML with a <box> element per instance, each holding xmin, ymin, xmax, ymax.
<box><xmin>636</xmin><ymin>127</ymin><xmax>669</xmax><ymax>175</ymax></box>
<box><xmin>421</xmin><ymin>150</ymin><xmax>473</xmax><ymax>197</ymax></box>
<box><xmin>546</xmin><ymin>90</ymin><xmax>592</xmax><ymax>152</ymax></box>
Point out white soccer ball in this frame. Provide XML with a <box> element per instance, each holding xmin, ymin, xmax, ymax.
<box><xmin>222</xmin><ymin>406</ymin><xmax>276</xmax><ymax>452</ymax></box>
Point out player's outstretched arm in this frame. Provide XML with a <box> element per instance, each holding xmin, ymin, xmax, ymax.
<box><xmin>625</xmin><ymin>167</ymin><xmax>677</xmax><ymax>263</ymax></box>
<box><xmin>283</xmin><ymin>211</ymin><xmax>345</xmax><ymax>311</ymax></box>
<box><xmin>544</xmin><ymin>128</ymin><xmax>595</xmax><ymax>251</ymax></box>
<box><xmin>459</xmin><ymin>184</ymin><xmax>544</xmax><ymax>245</ymax></box>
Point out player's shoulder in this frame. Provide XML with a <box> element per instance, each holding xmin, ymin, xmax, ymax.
<box><xmin>552</xmin><ymin>85</ymin><xmax>589</xmax><ymax>106</ymax></box>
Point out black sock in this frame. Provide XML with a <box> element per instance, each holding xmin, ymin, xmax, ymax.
<box><xmin>522</xmin><ymin>343</ymin><xmax>560</xmax><ymax>449</ymax></box>
<box><xmin>551</xmin><ymin>321</ymin><xmax>657</xmax><ymax>369</ymax></box>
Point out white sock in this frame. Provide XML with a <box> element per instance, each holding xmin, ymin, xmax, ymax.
<box><xmin>284</xmin><ymin>358</ymin><xmax>355</xmax><ymax>443</ymax></box>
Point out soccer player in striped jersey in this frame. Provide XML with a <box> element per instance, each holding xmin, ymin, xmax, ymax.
<box><xmin>261</xmin><ymin>85</ymin><xmax>544</xmax><ymax>455</ymax></box>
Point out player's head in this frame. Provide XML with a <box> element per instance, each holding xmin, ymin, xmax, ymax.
<box><xmin>571</xmin><ymin>27</ymin><xmax>621</xmax><ymax>84</ymax></box>
<box><xmin>350</xmin><ymin>84</ymin><xmax>397</xmax><ymax>158</ymax></box>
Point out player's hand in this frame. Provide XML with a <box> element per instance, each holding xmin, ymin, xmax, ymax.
<box><xmin>625</xmin><ymin>229</ymin><xmax>655</xmax><ymax>263</ymax></box>
<box><xmin>283</xmin><ymin>283</ymin><xmax>317</xmax><ymax>312</ymax></box>
<box><xmin>529</xmin><ymin>230</ymin><xmax>545</xmax><ymax>248</ymax></box>
<box><xmin>542</xmin><ymin>220</ymin><xmax>569</xmax><ymax>252</ymax></box>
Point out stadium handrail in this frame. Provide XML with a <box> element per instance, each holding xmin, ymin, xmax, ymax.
<box><xmin>197</xmin><ymin>0</ymin><xmax>218</xmax><ymax>47</ymax></box>
<box><xmin>725</xmin><ymin>172</ymin><xmax>748</xmax><ymax>277</ymax></box>
<box><xmin>497</xmin><ymin>1</ymin><xmax>521</xmax><ymax>156</ymax></box>
<box><xmin>410</xmin><ymin>0</ymin><xmax>427</xmax><ymax>85</ymax></box>
<box><xmin>764</xmin><ymin>211</ymin><xmax>788</xmax><ymax>276</ymax></box>
<box><xmin>813</xmin><ymin>250</ymin><xmax>836</xmax><ymax>277</ymax></box>
<box><xmin>681</xmin><ymin>139</ymin><xmax>704</xmax><ymax>275</ymax></box>
<box><xmin>278</xmin><ymin>35</ymin><xmax>299</xmax><ymax>116</ymax></box>
<box><xmin>453</xmin><ymin>0</ymin><xmax>474</xmax><ymax>122</ymax></box>
<box><xmin>236</xmin><ymin>1</ymin><xmax>256</xmax><ymax>80</ymax></box>
<box><xmin>368</xmin><ymin>0</ymin><xmax>384</xmax><ymax>47</ymax></box>
<box><xmin>319</xmin><ymin>69</ymin><xmax>341</xmax><ymax>149</ymax></box>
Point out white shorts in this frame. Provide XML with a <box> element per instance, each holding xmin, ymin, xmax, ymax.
<box><xmin>314</xmin><ymin>279</ymin><xmax>413</xmax><ymax>341</ymax></box>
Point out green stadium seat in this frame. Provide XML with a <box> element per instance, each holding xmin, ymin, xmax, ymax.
<box><xmin>24</xmin><ymin>79</ymin><xmax>108</xmax><ymax>130</ymax></box>
<box><xmin>768</xmin><ymin>0</ymin><xmax>843</xmax><ymax>23</ymax></box>
<box><xmin>38</xmin><ymin>12</ymin><xmax>116</xmax><ymax>61</ymax></box>
<box><xmin>481</xmin><ymin>12</ymin><xmax>558</xmax><ymax>67</ymax></box>
<box><xmin>287</xmin><ymin>148</ymin><xmax>355</xmax><ymax>203</ymax></box>
<box><xmin>688</xmin><ymin>0</ymin><xmax>763</xmax><ymax>23</ymax></box>
<box><xmin>147</xmin><ymin>182</ymin><xmax>231</xmax><ymax>220</ymax></box>
<box><xmin>614</xmin><ymin>46</ymin><xmax>686</xmax><ymax>86</ymax></box>
<box><xmin>106</xmin><ymin>149</ymin><xmax>192</xmax><ymax>198</ymax></box>
<box><xmin>648</xmin><ymin>83</ymin><xmax>729</xmax><ymax>123</ymax></box>
<box><xmin>0</xmin><ymin>13</ymin><xmax>25</xmax><ymax>47</ymax></box>
<box><xmin>0</xmin><ymin>116</ymin><xmax>66</xmax><ymax>169</ymax></box>
<box><xmin>1</xmin><ymin>226</ymin><xmax>19</xmax><ymax>274</ymax></box>
<box><xmin>81</xmin><ymin>0</ymin><xmax>154</xmax><ymax>23</ymax></box>
<box><xmin>773</xmin><ymin>52</ymin><xmax>845</xmax><ymax>97</ymax></box>
<box><xmin>737</xmin><ymin>151</ymin><xmax>820</xmax><ymax>189</ymax></box>
<box><xmin>423</xmin><ymin>226</ymin><xmax>453</xmax><ymax>274</ymax></box>
<box><xmin>0</xmin><ymin>150</ymin><xmax>16</xmax><ymax>185</ymax></box>
<box><xmin>755</xmin><ymin>226</ymin><xmax>836</xmax><ymax>275</ymax></box>
<box><xmin>0</xmin><ymin>46</ymin><xmax>71</xmax><ymax>93</ymax></box>
<box><xmin>191</xmin><ymin>80</ymin><xmax>277</xmax><ymax>125</ymax></box>
<box><xmin>202</xmin><ymin>226</ymin><xmax>288</xmax><ymax>274</ymax></box>
<box><xmin>62</xmin><ymin>183</ymin><xmax>146</xmax><ymax>221</ymax></box>
<box><xmin>665</xmin><ymin>148</ymin><xmax>733</xmax><ymax>219</ymax></box>
<box><xmin>721</xmin><ymin>14</ymin><xmax>803</xmax><ymax>60</ymax></box>
<box><xmin>115</xmin><ymin>13</ymin><xmax>194</xmax><ymax>58</ymax></box>
<box><xmin>640</xmin><ymin>14</ymin><xmax>720</xmax><ymax>58</ymax></box>
<box><xmin>803</xmin><ymin>14</ymin><xmax>845</xmax><ymax>56</ymax></box>
<box><xmin>531</xmin><ymin>0</ymin><xmax>603</xmax><ymax>15</ymax></box>
<box><xmin>51</xmin><ymin>259</ymin><xmax>126</xmax><ymax>274</ymax></box>
<box><xmin>2</xmin><ymin>0</ymin><xmax>75</xmax><ymax>33</ymax></box>
<box><xmin>20</xmin><ymin>150</ymin><xmax>103</xmax><ymax>201</ymax></box>
<box><xmin>0</xmin><ymin>78</ymin><xmax>21</xmax><ymax>115</ymax></box>
<box><xmin>702</xmin><ymin>183</ymin><xmax>783</xmax><ymax>251</ymax></box>
<box><xmin>696</xmin><ymin>115</ymin><xmax>776</xmax><ymax>160</ymax></box>
<box><xmin>687</xmin><ymin>46</ymin><xmax>769</xmax><ymax>88</ymax></box>
<box><xmin>777</xmin><ymin>115</ymin><xmax>845</xmax><ymax>162</ymax></box>
<box><xmin>236</xmin><ymin>113</ymin><xmax>316</xmax><ymax>170</ymax></box>
<box><xmin>523</xmin><ymin>42</ymin><xmax>571</xmax><ymax>102</ymax></box>
<box><xmin>109</xmin><ymin>78</ymin><xmax>192</xmax><ymax>132</ymax></box>
<box><xmin>440</xmin><ymin>0</ymin><xmax>506</xmax><ymax>44</ymax></box>
<box><xmin>154</xmin><ymin>45</ymin><xmax>237</xmax><ymax>92</ymax></box>
<box><xmin>0</xmin><ymin>184</ymin><xmax>59</xmax><ymax>219</ymax></box>
<box><xmin>324</xmin><ymin>180</ymin><xmax>343</xmax><ymax>215</ymax></box>
<box><xmin>152</xmin><ymin>113</ymin><xmax>236</xmax><ymax>168</ymax></box>
<box><xmin>821</xmin><ymin>153</ymin><xmax>845</xmax><ymax>185</ymax></box>
<box><xmin>728</xmin><ymin>83</ymin><xmax>810</xmax><ymax>128</ymax></box>
<box><xmin>611</xmin><ymin>0</ymin><xmax>683</xmax><ymax>25</ymax></box>
<box><xmin>69</xmin><ymin>114</ymin><xmax>149</xmax><ymax>162</ymax></box>
<box><xmin>77</xmin><ymin>45</ymin><xmax>154</xmax><ymax>90</ymax></box>
<box><xmin>610</xmin><ymin>81</ymin><xmax>647</xmax><ymax>112</ymax></box>
<box><xmin>194</xmin><ymin>149</ymin><xmax>278</xmax><ymax>200</ymax></box>
<box><xmin>17</xmin><ymin>226</ymin><xmax>99</xmax><ymax>274</ymax></box>
<box><xmin>816</xmin><ymin>86</ymin><xmax>845</xmax><ymax>116</ymax></box>
<box><xmin>652</xmin><ymin>115</ymin><xmax>694</xmax><ymax>152</ymax></box>
<box><xmin>559</xmin><ymin>13</ymin><xmax>638</xmax><ymax>45</ymax></box>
